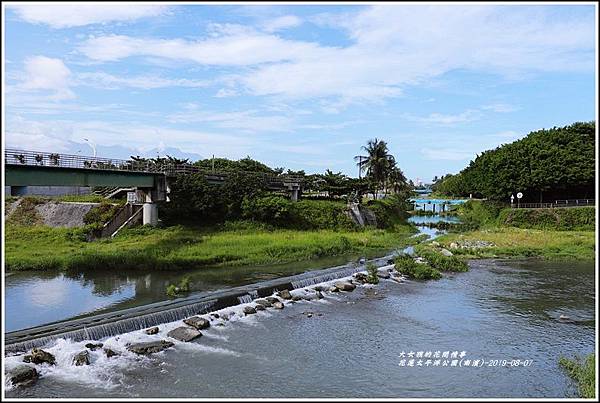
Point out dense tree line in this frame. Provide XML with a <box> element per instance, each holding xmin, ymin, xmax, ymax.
<box><xmin>432</xmin><ymin>122</ymin><xmax>595</xmax><ymax>202</ymax></box>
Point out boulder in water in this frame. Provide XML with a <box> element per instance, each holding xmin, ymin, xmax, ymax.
<box><xmin>334</xmin><ymin>281</ymin><xmax>356</xmax><ymax>292</ymax></box>
<box><xmin>167</xmin><ymin>327</ymin><xmax>202</xmax><ymax>342</ymax></box>
<box><xmin>313</xmin><ymin>285</ymin><xmax>326</xmax><ymax>292</ymax></box>
<box><xmin>316</xmin><ymin>291</ymin><xmax>324</xmax><ymax>299</ymax></box>
<box><xmin>377</xmin><ymin>270</ymin><xmax>391</xmax><ymax>279</ymax></box>
<box><xmin>145</xmin><ymin>327</ymin><xmax>159</xmax><ymax>335</ymax></box>
<box><xmin>272</xmin><ymin>301</ymin><xmax>284</xmax><ymax>310</ymax></box>
<box><xmin>255</xmin><ymin>299</ymin><xmax>272</xmax><ymax>308</ymax></box>
<box><xmin>440</xmin><ymin>248</ymin><xmax>453</xmax><ymax>257</ymax></box>
<box><xmin>277</xmin><ymin>289</ymin><xmax>292</xmax><ymax>300</ymax></box>
<box><xmin>329</xmin><ymin>286</ymin><xmax>339</xmax><ymax>293</ymax></box>
<box><xmin>254</xmin><ymin>304</ymin><xmax>266</xmax><ymax>311</ymax></box>
<box><xmin>265</xmin><ymin>296</ymin><xmax>280</xmax><ymax>304</ymax></box>
<box><xmin>85</xmin><ymin>342</ymin><xmax>104</xmax><ymax>350</ymax></box>
<box><xmin>354</xmin><ymin>273</ymin><xmax>368</xmax><ymax>283</ymax></box>
<box><xmin>243</xmin><ymin>306</ymin><xmax>257</xmax><ymax>315</ymax></box>
<box><xmin>127</xmin><ymin>340</ymin><xmax>174</xmax><ymax>355</ymax></box>
<box><xmin>24</xmin><ymin>348</ymin><xmax>55</xmax><ymax>365</ymax></box>
<box><xmin>559</xmin><ymin>314</ymin><xmax>571</xmax><ymax>321</ymax></box>
<box><xmin>292</xmin><ymin>295</ymin><xmax>302</xmax><ymax>302</ymax></box>
<box><xmin>8</xmin><ymin>365</ymin><xmax>38</xmax><ymax>387</ymax></box>
<box><xmin>183</xmin><ymin>316</ymin><xmax>210</xmax><ymax>330</ymax></box>
<box><xmin>73</xmin><ymin>351</ymin><xmax>90</xmax><ymax>366</ymax></box>
<box><xmin>104</xmin><ymin>348</ymin><xmax>119</xmax><ymax>358</ymax></box>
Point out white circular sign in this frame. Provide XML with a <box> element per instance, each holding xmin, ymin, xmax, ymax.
<box><xmin>516</xmin><ymin>192</ymin><xmax>523</xmax><ymax>199</ymax></box>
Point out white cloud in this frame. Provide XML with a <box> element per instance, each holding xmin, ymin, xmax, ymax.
<box><xmin>11</xmin><ymin>4</ymin><xmax>167</xmax><ymax>28</ymax></box>
<box><xmin>215</xmin><ymin>88</ymin><xmax>239</xmax><ymax>98</ymax></box>
<box><xmin>167</xmin><ymin>109</ymin><xmax>294</xmax><ymax>133</ymax></box>
<box><xmin>481</xmin><ymin>103</ymin><xmax>519</xmax><ymax>113</ymax></box>
<box><xmin>76</xmin><ymin>72</ymin><xmax>210</xmax><ymax>90</ymax></box>
<box><xmin>261</xmin><ymin>15</ymin><xmax>302</xmax><ymax>33</ymax></box>
<box><xmin>78</xmin><ymin>32</ymin><xmax>329</xmax><ymax>65</ymax></box>
<box><xmin>17</xmin><ymin>56</ymin><xmax>74</xmax><ymax>100</ymax></box>
<box><xmin>402</xmin><ymin>109</ymin><xmax>482</xmax><ymax>125</ymax></box>
<box><xmin>5</xmin><ymin>117</ymin><xmax>256</xmax><ymax>159</ymax></box>
<box><xmin>76</xmin><ymin>5</ymin><xmax>593</xmax><ymax>107</ymax></box>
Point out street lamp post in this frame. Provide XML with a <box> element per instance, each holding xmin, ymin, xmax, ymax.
<box><xmin>510</xmin><ymin>194</ymin><xmax>515</xmax><ymax>208</ymax></box>
<box><xmin>83</xmin><ymin>138</ymin><xmax>97</xmax><ymax>158</ymax></box>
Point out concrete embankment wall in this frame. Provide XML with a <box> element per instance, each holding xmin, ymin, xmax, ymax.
<box><xmin>5</xmin><ymin>199</ymin><xmax>99</xmax><ymax>228</ymax></box>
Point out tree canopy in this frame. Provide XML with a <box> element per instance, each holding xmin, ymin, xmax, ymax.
<box><xmin>433</xmin><ymin>122</ymin><xmax>595</xmax><ymax>202</ymax></box>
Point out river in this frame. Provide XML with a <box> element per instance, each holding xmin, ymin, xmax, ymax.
<box><xmin>4</xmin><ymin>211</ymin><xmax>595</xmax><ymax>398</ymax></box>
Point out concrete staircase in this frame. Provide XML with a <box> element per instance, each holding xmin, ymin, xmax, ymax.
<box><xmin>93</xmin><ymin>186</ymin><xmax>135</xmax><ymax>199</ymax></box>
<box><xmin>100</xmin><ymin>203</ymin><xmax>143</xmax><ymax>238</ymax></box>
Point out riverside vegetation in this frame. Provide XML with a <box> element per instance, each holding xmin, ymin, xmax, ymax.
<box><xmin>559</xmin><ymin>353</ymin><xmax>596</xmax><ymax>398</ymax></box>
<box><xmin>434</xmin><ymin>200</ymin><xmax>595</xmax><ymax>261</ymax></box>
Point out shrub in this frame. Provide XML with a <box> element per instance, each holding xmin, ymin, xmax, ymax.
<box><xmin>366</xmin><ymin>262</ymin><xmax>379</xmax><ymax>284</ymax></box>
<box><xmin>166</xmin><ymin>276</ymin><xmax>192</xmax><ymax>297</ymax></box>
<box><xmin>241</xmin><ymin>195</ymin><xmax>292</xmax><ymax>227</ymax></box>
<box><xmin>367</xmin><ymin>193</ymin><xmax>410</xmax><ymax>228</ymax></box>
<box><xmin>83</xmin><ymin>201</ymin><xmax>121</xmax><ymax>227</ymax></box>
<box><xmin>6</xmin><ymin>197</ymin><xmax>45</xmax><ymax>226</ymax></box>
<box><xmin>290</xmin><ymin>199</ymin><xmax>357</xmax><ymax>230</ymax></box>
<box><xmin>418</xmin><ymin>249</ymin><xmax>469</xmax><ymax>272</ymax></box>
<box><xmin>499</xmin><ymin>206</ymin><xmax>595</xmax><ymax>231</ymax></box>
<box><xmin>394</xmin><ymin>255</ymin><xmax>442</xmax><ymax>280</ymax></box>
<box><xmin>456</xmin><ymin>200</ymin><xmax>505</xmax><ymax>228</ymax></box>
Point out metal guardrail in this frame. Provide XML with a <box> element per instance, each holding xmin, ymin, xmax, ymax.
<box><xmin>512</xmin><ymin>199</ymin><xmax>595</xmax><ymax>209</ymax></box>
<box><xmin>4</xmin><ymin>148</ymin><xmax>303</xmax><ymax>184</ymax></box>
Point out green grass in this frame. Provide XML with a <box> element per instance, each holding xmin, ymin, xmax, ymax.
<box><xmin>5</xmin><ymin>222</ymin><xmax>418</xmax><ymax>271</ymax></box>
<box><xmin>498</xmin><ymin>206</ymin><xmax>595</xmax><ymax>231</ymax></box>
<box><xmin>559</xmin><ymin>354</ymin><xmax>595</xmax><ymax>398</ymax></box>
<box><xmin>394</xmin><ymin>255</ymin><xmax>442</xmax><ymax>280</ymax></box>
<box><xmin>414</xmin><ymin>246</ymin><xmax>469</xmax><ymax>272</ymax></box>
<box><xmin>437</xmin><ymin>227</ymin><xmax>595</xmax><ymax>261</ymax></box>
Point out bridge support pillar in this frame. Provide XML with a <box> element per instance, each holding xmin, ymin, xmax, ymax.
<box><xmin>142</xmin><ymin>203</ymin><xmax>158</xmax><ymax>226</ymax></box>
<box><xmin>290</xmin><ymin>188</ymin><xmax>299</xmax><ymax>202</ymax></box>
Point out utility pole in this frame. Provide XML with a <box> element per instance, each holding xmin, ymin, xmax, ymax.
<box><xmin>212</xmin><ymin>154</ymin><xmax>215</xmax><ymax>173</ymax></box>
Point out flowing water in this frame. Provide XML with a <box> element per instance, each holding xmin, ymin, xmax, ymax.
<box><xmin>5</xmin><ymin>252</ymin><xmax>385</xmax><ymax>332</ymax></box>
<box><xmin>4</xmin><ymin>259</ymin><xmax>594</xmax><ymax>398</ymax></box>
<box><xmin>4</xmin><ymin>208</ymin><xmax>596</xmax><ymax>398</ymax></box>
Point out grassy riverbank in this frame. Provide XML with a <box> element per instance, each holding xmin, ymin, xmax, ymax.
<box><xmin>5</xmin><ymin>222</ymin><xmax>418</xmax><ymax>271</ymax></box>
<box><xmin>436</xmin><ymin>227</ymin><xmax>595</xmax><ymax>260</ymax></box>
<box><xmin>429</xmin><ymin>200</ymin><xmax>596</xmax><ymax>261</ymax></box>
<box><xmin>559</xmin><ymin>353</ymin><xmax>596</xmax><ymax>398</ymax></box>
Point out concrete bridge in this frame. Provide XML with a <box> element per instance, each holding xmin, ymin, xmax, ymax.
<box><xmin>5</xmin><ymin>149</ymin><xmax>303</xmax><ymax>227</ymax></box>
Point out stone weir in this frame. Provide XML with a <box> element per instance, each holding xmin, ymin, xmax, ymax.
<box><xmin>5</xmin><ymin>254</ymin><xmax>395</xmax><ymax>354</ymax></box>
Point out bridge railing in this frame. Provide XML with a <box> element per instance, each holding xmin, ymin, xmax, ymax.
<box><xmin>512</xmin><ymin>199</ymin><xmax>595</xmax><ymax>209</ymax></box>
<box><xmin>5</xmin><ymin>148</ymin><xmax>304</xmax><ymax>184</ymax></box>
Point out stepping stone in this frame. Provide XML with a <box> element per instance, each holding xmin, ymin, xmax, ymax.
<box><xmin>145</xmin><ymin>327</ymin><xmax>159</xmax><ymax>335</ymax></box>
<box><xmin>183</xmin><ymin>316</ymin><xmax>210</xmax><ymax>330</ymax></box>
<box><xmin>167</xmin><ymin>327</ymin><xmax>202</xmax><ymax>342</ymax></box>
<box><xmin>127</xmin><ymin>340</ymin><xmax>174</xmax><ymax>355</ymax></box>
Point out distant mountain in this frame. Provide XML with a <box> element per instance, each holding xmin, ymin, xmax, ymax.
<box><xmin>62</xmin><ymin>142</ymin><xmax>204</xmax><ymax>162</ymax></box>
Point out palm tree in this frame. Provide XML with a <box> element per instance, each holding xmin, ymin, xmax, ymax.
<box><xmin>354</xmin><ymin>138</ymin><xmax>396</xmax><ymax>198</ymax></box>
<box><xmin>387</xmin><ymin>166</ymin><xmax>410</xmax><ymax>194</ymax></box>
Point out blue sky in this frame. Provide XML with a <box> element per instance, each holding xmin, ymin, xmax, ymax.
<box><xmin>3</xmin><ymin>3</ymin><xmax>596</xmax><ymax>182</ymax></box>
